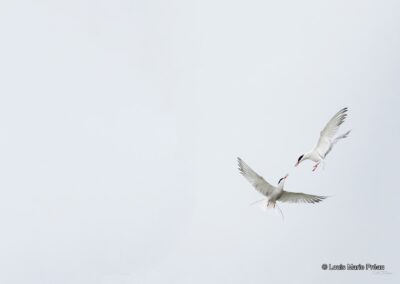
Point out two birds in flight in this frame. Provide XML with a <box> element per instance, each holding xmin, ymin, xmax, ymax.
<box><xmin>238</xmin><ymin>107</ymin><xmax>351</xmax><ymax>209</ymax></box>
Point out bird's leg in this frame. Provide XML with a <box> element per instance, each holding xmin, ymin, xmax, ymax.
<box><xmin>312</xmin><ymin>163</ymin><xmax>320</xmax><ymax>172</ymax></box>
<box><xmin>267</xmin><ymin>201</ymin><xmax>275</xmax><ymax>209</ymax></box>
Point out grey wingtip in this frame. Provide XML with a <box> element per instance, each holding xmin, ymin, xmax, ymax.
<box><xmin>237</xmin><ymin>157</ymin><xmax>244</xmax><ymax>174</ymax></box>
<box><xmin>312</xmin><ymin>195</ymin><xmax>329</xmax><ymax>204</ymax></box>
<box><xmin>317</xmin><ymin>196</ymin><xmax>329</xmax><ymax>202</ymax></box>
<box><xmin>339</xmin><ymin>107</ymin><xmax>349</xmax><ymax>116</ymax></box>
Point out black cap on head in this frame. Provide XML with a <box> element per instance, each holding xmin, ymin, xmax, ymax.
<box><xmin>297</xmin><ymin>154</ymin><xmax>304</xmax><ymax>162</ymax></box>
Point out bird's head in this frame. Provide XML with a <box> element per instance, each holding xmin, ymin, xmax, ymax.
<box><xmin>277</xmin><ymin>173</ymin><xmax>289</xmax><ymax>187</ymax></box>
<box><xmin>295</xmin><ymin>154</ymin><xmax>305</xmax><ymax>167</ymax></box>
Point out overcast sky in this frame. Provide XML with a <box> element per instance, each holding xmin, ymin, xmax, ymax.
<box><xmin>0</xmin><ymin>0</ymin><xmax>399</xmax><ymax>283</ymax></box>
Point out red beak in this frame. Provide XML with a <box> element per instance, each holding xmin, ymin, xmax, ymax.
<box><xmin>295</xmin><ymin>161</ymin><xmax>299</xmax><ymax>167</ymax></box>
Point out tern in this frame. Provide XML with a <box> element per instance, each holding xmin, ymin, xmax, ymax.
<box><xmin>238</xmin><ymin>158</ymin><xmax>327</xmax><ymax>208</ymax></box>
<box><xmin>295</xmin><ymin>107</ymin><xmax>351</xmax><ymax>171</ymax></box>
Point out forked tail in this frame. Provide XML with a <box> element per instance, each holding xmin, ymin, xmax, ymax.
<box><xmin>249</xmin><ymin>199</ymin><xmax>284</xmax><ymax>221</ymax></box>
<box><xmin>275</xmin><ymin>204</ymin><xmax>285</xmax><ymax>221</ymax></box>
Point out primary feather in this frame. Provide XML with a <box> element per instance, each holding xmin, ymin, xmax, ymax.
<box><xmin>237</xmin><ymin>157</ymin><xmax>274</xmax><ymax>197</ymax></box>
<box><xmin>278</xmin><ymin>191</ymin><xmax>327</xmax><ymax>204</ymax></box>
<box><xmin>315</xmin><ymin>107</ymin><xmax>349</xmax><ymax>157</ymax></box>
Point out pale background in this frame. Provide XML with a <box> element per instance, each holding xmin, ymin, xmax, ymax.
<box><xmin>0</xmin><ymin>0</ymin><xmax>399</xmax><ymax>283</ymax></box>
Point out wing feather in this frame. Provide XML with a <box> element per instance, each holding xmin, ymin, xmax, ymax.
<box><xmin>315</xmin><ymin>107</ymin><xmax>348</xmax><ymax>156</ymax></box>
<box><xmin>278</xmin><ymin>191</ymin><xmax>327</xmax><ymax>204</ymax></box>
<box><xmin>237</xmin><ymin>157</ymin><xmax>275</xmax><ymax>197</ymax></box>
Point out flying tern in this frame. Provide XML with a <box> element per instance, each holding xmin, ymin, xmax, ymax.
<box><xmin>238</xmin><ymin>158</ymin><xmax>327</xmax><ymax>208</ymax></box>
<box><xmin>295</xmin><ymin>107</ymin><xmax>351</xmax><ymax>171</ymax></box>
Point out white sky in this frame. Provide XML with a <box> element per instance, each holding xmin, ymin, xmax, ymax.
<box><xmin>0</xmin><ymin>1</ymin><xmax>399</xmax><ymax>283</ymax></box>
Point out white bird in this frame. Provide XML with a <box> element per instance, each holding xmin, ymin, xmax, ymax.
<box><xmin>238</xmin><ymin>158</ymin><xmax>327</xmax><ymax>208</ymax></box>
<box><xmin>295</xmin><ymin>107</ymin><xmax>351</xmax><ymax>171</ymax></box>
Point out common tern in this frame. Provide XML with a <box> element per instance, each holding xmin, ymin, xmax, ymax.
<box><xmin>238</xmin><ymin>158</ymin><xmax>327</xmax><ymax>208</ymax></box>
<box><xmin>295</xmin><ymin>107</ymin><xmax>351</xmax><ymax>171</ymax></box>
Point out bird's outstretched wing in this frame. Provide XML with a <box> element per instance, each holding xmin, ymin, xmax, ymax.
<box><xmin>315</xmin><ymin>107</ymin><xmax>348</xmax><ymax>156</ymax></box>
<box><xmin>237</xmin><ymin>157</ymin><xmax>275</xmax><ymax>197</ymax></box>
<box><xmin>324</xmin><ymin>129</ymin><xmax>352</xmax><ymax>157</ymax></box>
<box><xmin>278</xmin><ymin>191</ymin><xmax>327</xmax><ymax>204</ymax></box>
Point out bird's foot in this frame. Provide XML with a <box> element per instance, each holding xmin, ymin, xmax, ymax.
<box><xmin>312</xmin><ymin>163</ymin><xmax>319</xmax><ymax>172</ymax></box>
